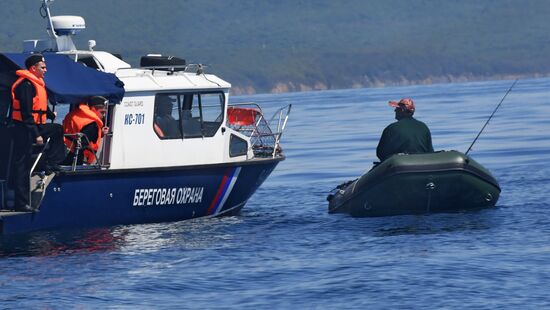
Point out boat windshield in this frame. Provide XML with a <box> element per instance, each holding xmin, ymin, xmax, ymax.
<box><xmin>153</xmin><ymin>91</ymin><xmax>224</xmax><ymax>139</ymax></box>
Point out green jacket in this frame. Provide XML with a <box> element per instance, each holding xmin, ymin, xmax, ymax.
<box><xmin>376</xmin><ymin>116</ymin><xmax>434</xmax><ymax>161</ymax></box>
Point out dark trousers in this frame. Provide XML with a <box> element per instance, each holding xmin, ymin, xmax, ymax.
<box><xmin>11</xmin><ymin>123</ymin><xmax>32</xmax><ymax>208</ymax></box>
<box><xmin>10</xmin><ymin>122</ymin><xmax>65</xmax><ymax>208</ymax></box>
<box><xmin>36</xmin><ymin>123</ymin><xmax>66</xmax><ymax>167</ymax></box>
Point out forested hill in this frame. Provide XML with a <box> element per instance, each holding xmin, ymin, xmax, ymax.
<box><xmin>1</xmin><ymin>0</ymin><xmax>549</xmax><ymax>94</ymax></box>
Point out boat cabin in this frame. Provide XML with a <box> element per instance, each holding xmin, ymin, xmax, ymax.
<box><xmin>0</xmin><ymin>1</ymin><xmax>290</xmax><ymax>219</ymax></box>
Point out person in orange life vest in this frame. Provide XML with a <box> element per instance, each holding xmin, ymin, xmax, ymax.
<box><xmin>10</xmin><ymin>54</ymin><xmax>65</xmax><ymax>212</ymax></box>
<box><xmin>62</xmin><ymin>96</ymin><xmax>109</xmax><ymax>165</ymax></box>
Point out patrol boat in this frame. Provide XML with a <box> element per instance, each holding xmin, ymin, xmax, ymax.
<box><xmin>0</xmin><ymin>0</ymin><xmax>291</xmax><ymax>234</ymax></box>
<box><xmin>327</xmin><ymin>151</ymin><xmax>501</xmax><ymax>217</ymax></box>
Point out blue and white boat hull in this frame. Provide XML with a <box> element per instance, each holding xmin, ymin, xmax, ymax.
<box><xmin>1</xmin><ymin>158</ymin><xmax>281</xmax><ymax>234</ymax></box>
<box><xmin>0</xmin><ymin>1</ymin><xmax>292</xmax><ymax>235</ymax></box>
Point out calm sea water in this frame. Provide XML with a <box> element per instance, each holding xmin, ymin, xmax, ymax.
<box><xmin>1</xmin><ymin>78</ymin><xmax>550</xmax><ymax>309</ymax></box>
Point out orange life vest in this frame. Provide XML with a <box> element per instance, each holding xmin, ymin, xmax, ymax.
<box><xmin>10</xmin><ymin>70</ymin><xmax>48</xmax><ymax>124</ymax></box>
<box><xmin>153</xmin><ymin>122</ymin><xmax>165</xmax><ymax>137</ymax></box>
<box><xmin>63</xmin><ymin>103</ymin><xmax>104</xmax><ymax>164</ymax></box>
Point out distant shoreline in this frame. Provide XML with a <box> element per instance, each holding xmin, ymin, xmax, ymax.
<box><xmin>230</xmin><ymin>72</ymin><xmax>550</xmax><ymax>95</ymax></box>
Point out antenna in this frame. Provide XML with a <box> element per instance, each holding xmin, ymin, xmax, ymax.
<box><xmin>39</xmin><ymin>0</ymin><xmax>86</xmax><ymax>52</ymax></box>
<box><xmin>42</xmin><ymin>0</ymin><xmax>58</xmax><ymax>39</ymax></box>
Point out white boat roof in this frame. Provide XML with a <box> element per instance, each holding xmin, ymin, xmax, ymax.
<box><xmin>57</xmin><ymin>50</ymin><xmax>131</xmax><ymax>72</ymax></box>
<box><xmin>57</xmin><ymin>50</ymin><xmax>231</xmax><ymax>93</ymax></box>
<box><xmin>116</xmin><ymin>68</ymin><xmax>231</xmax><ymax>93</ymax></box>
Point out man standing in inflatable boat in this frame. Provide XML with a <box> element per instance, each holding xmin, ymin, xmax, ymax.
<box><xmin>376</xmin><ymin>98</ymin><xmax>434</xmax><ymax>162</ymax></box>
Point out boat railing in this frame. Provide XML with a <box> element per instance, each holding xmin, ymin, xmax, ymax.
<box><xmin>268</xmin><ymin>103</ymin><xmax>292</xmax><ymax>158</ymax></box>
<box><xmin>29</xmin><ymin>137</ymin><xmax>50</xmax><ymax>178</ymax></box>
<box><xmin>28</xmin><ymin>137</ymin><xmax>50</xmax><ymax>210</ymax></box>
<box><xmin>140</xmin><ymin>65</ymin><xmax>186</xmax><ymax>74</ymax></box>
<box><xmin>227</xmin><ymin>103</ymin><xmax>291</xmax><ymax>158</ymax></box>
<box><xmin>63</xmin><ymin>133</ymin><xmax>103</xmax><ymax>171</ymax></box>
<box><xmin>135</xmin><ymin>64</ymin><xmax>208</xmax><ymax>75</ymax></box>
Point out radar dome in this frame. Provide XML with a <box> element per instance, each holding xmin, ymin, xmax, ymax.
<box><xmin>48</xmin><ymin>15</ymin><xmax>86</xmax><ymax>36</ymax></box>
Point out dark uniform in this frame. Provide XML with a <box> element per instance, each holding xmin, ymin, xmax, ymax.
<box><xmin>12</xmin><ymin>80</ymin><xmax>65</xmax><ymax>165</ymax></box>
<box><xmin>376</xmin><ymin>115</ymin><xmax>434</xmax><ymax>162</ymax></box>
<box><xmin>11</xmin><ymin>75</ymin><xmax>65</xmax><ymax>211</ymax></box>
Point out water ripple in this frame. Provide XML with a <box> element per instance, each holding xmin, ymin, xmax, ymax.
<box><xmin>2</xmin><ymin>78</ymin><xmax>550</xmax><ymax>308</ymax></box>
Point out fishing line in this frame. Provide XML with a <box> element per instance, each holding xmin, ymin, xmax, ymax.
<box><xmin>465</xmin><ymin>79</ymin><xmax>518</xmax><ymax>155</ymax></box>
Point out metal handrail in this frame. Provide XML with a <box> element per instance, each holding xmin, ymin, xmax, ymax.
<box><xmin>28</xmin><ymin>137</ymin><xmax>51</xmax><ymax>210</ymax></box>
<box><xmin>227</xmin><ymin>103</ymin><xmax>291</xmax><ymax>157</ymax></box>
<box><xmin>100</xmin><ymin>104</ymin><xmax>111</xmax><ymax>167</ymax></box>
<box><xmin>64</xmin><ymin>133</ymin><xmax>102</xmax><ymax>171</ymax></box>
<box><xmin>228</xmin><ymin>102</ymin><xmax>263</xmax><ymax>111</ymax></box>
<box><xmin>268</xmin><ymin>104</ymin><xmax>292</xmax><ymax>158</ymax></box>
<box><xmin>29</xmin><ymin>137</ymin><xmax>51</xmax><ymax>177</ymax></box>
<box><xmin>136</xmin><ymin>64</ymin><xmax>209</xmax><ymax>75</ymax></box>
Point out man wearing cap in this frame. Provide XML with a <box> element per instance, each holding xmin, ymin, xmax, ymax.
<box><xmin>376</xmin><ymin>98</ymin><xmax>434</xmax><ymax>162</ymax></box>
<box><xmin>10</xmin><ymin>54</ymin><xmax>65</xmax><ymax>212</ymax></box>
<box><xmin>62</xmin><ymin>96</ymin><xmax>109</xmax><ymax>165</ymax></box>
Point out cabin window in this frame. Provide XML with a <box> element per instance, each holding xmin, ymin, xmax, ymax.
<box><xmin>66</xmin><ymin>54</ymin><xmax>102</xmax><ymax>70</ymax></box>
<box><xmin>229</xmin><ymin>134</ymin><xmax>248</xmax><ymax>157</ymax></box>
<box><xmin>153</xmin><ymin>92</ymin><xmax>224</xmax><ymax>140</ymax></box>
<box><xmin>181</xmin><ymin>93</ymin><xmax>204</xmax><ymax>138</ymax></box>
<box><xmin>77</xmin><ymin>56</ymin><xmax>101</xmax><ymax>69</ymax></box>
<box><xmin>195</xmin><ymin>93</ymin><xmax>224</xmax><ymax>137</ymax></box>
<box><xmin>153</xmin><ymin>94</ymin><xmax>183</xmax><ymax>139</ymax></box>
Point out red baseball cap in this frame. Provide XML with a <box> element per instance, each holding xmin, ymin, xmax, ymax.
<box><xmin>388</xmin><ymin>98</ymin><xmax>415</xmax><ymax>112</ymax></box>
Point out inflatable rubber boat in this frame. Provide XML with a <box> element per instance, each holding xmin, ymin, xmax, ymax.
<box><xmin>327</xmin><ymin>151</ymin><xmax>500</xmax><ymax>217</ymax></box>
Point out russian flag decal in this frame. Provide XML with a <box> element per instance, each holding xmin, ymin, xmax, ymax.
<box><xmin>207</xmin><ymin>167</ymin><xmax>241</xmax><ymax>215</ymax></box>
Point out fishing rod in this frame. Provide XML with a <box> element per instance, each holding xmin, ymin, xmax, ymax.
<box><xmin>465</xmin><ymin>79</ymin><xmax>518</xmax><ymax>156</ymax></box>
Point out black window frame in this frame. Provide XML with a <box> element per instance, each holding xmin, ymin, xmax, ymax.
<box><xmin>229</xmin><ymin>134</ymin><xmax>248</xmax><ymax>157</ymax></box>
<box><xmin>152</xmin><ymin>91</ymin><xmax>225</xmax><ymax>140</ymax></box>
